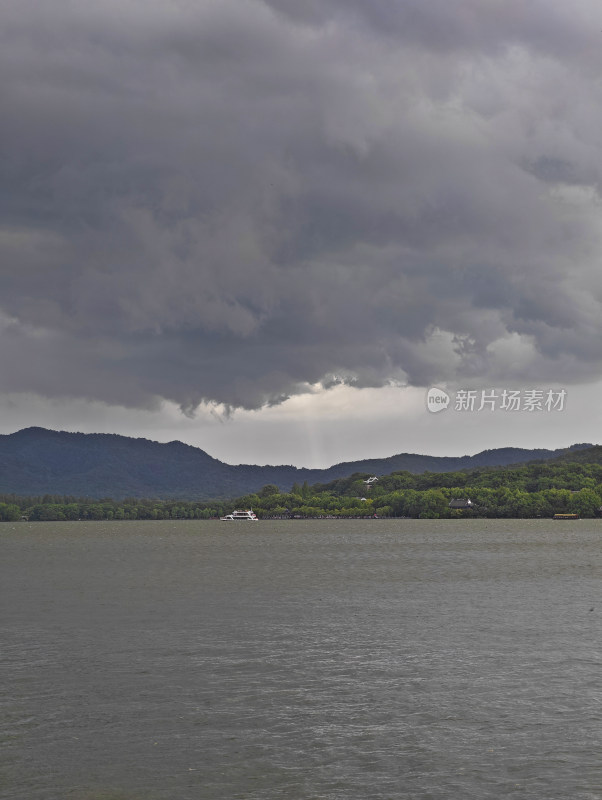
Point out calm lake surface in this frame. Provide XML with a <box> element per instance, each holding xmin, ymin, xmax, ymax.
<box><xmin>1</xmin><ymin>519</ymin><xmax>600</xmax><ymax>800</ymax></box>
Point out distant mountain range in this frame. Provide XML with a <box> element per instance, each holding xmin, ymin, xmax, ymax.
<box><xmin>0</xmin><ymin>427</ymin><xmax>594</xmax><ymax>500</ymax></box>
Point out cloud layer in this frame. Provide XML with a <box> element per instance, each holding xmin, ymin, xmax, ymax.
<box><xmin>3</xmin><ymin>0</ymin><xmax>602</xmax><ymax>411</ymax></box>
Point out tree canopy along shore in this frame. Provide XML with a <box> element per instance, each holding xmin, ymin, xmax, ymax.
<box><xmin>4</xmin><ymin>450</ymin><xmax>602</xmax><ymax>520</ymax></box>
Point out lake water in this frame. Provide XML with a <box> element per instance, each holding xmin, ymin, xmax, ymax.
<box><xmin>1</xmin><ymin>519</ymin><xmax>600</xmax><ymax>799</ymax></box>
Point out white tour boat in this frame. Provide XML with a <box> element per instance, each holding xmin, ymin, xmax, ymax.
<box><xmin>220</xmin><ymin>509</ymin><xmax>259</xmax><ymax>521</ymax></box>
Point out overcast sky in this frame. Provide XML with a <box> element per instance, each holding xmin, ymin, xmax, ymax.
<box><xmin>2</xmin><ymin>0</ymin><xmax>602</xmax><ymax>466</ymax></box>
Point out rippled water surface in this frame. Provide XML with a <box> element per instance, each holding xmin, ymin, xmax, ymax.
<box><xmin>1</xmin><ymin>519</ymin><xmax>600</xmax><ymax>799</ymax></box>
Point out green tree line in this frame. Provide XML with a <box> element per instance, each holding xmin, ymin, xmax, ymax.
<box><xmin>2</xmin><ymin>458</ymin><xmax>602</xmax><ymax>521</ymax></box>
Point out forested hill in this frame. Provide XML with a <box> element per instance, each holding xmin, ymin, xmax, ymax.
<box><xmin>0</xmin><ymin>427</ymin><xmax>593</xmax><ymax>499</ymax></box>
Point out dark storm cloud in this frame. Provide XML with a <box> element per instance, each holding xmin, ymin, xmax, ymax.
<box><xmin>2</xmin><ymin>0</ymin><xmax>602</xmax><ymax>411</ymax></box>
<box><xmin>267</xmin><ymin>0</ymin><xmax>592</xmax><ymax>58</ymax></box>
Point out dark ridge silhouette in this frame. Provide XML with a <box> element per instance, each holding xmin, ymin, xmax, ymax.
<box><xmin>0</xmin><ymin>427</ymin><xmax>594</xmax><ymax>500</ymax></box>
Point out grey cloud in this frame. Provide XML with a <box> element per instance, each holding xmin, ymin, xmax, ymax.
<box><xmin>2</xmin><ymin>0</ymin><xmax>602</xmax><ymax>413</ymax></box>
<box><xmin>265</xmin><ymin>0</ymin><xmax>598</xmax><ymax>60</ymax></box>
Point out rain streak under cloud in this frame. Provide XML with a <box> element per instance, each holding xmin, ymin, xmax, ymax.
<box><xmin>3</xmin><ymin>0</ymin><xmax>602</xmax><ymax>416</ymax></box>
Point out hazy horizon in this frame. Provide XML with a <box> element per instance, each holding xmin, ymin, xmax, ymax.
<box><xmin>1</xmin><ymin>418</ymin><xmax>596</xmax><ymax>471</ymax></box>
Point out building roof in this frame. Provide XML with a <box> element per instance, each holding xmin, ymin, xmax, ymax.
<box><xmin>448</xmin><ymin>498</ymin><xmax>473</xmax><ymax>509</ymax></box>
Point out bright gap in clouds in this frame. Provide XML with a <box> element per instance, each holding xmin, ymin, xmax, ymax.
<box><xmin>0</xmin><ymin>383</ymin><xmax>599</xmax><ymax>468</ymax></box>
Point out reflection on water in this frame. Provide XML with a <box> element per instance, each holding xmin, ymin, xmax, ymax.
<box><xmin>1</xmin><ymin>519</ymin><xmax>600</xmax><ymax>799</ymax></box>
